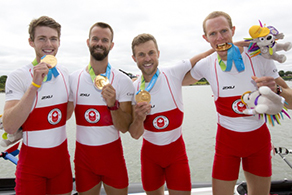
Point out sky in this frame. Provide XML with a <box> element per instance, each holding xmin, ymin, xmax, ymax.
<box><xmin>1</xmin><ymin>0</ymin><xmax>292</xmax><ymax>77</ymax></box>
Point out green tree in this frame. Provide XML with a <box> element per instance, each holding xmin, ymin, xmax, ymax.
<box><xmin>0</xmin><ymin>75</ymin><xmax>7</xmax><ymax>91</ymax></box>
<box><xmin>278</xmin><ymin>70</ymin><xmax>285</xmax><ymax>77</ymax></box>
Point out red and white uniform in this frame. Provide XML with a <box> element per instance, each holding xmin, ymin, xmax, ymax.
<box><xmin>190</xmin><ymin>47</ymin><xmax>279</xmax><ymax>180</ymax></box>
<box><xmin>5</xmin><ymin>63</ymin><xmax>72</xmax><ymax>194</ymax></box>
<box><xmin>69</xmin><ymin>67</ymin><xmax>134</xmax><ymax>192</ymax></box>
<box><xmin>133</xmin><ymin>60</ymin><xmax>192</xmax><ymax>191</ymax></box>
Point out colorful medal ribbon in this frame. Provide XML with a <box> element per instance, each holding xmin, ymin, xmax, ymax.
<box><xmin>88</xmin><ymin>63</ymin><xmax>111</xmax><ymax>83</ymax></box>
<box><xmin>32</xmin><ymin>58</ymin><xmax>59</xmax><ymax>82</ymax></box>
<box><xmin>136</xmin><ymin>69</ymin><xmax>159</xmax><ymax>95</ymax></box>
<box><xmin>218</xmin><ymin>43</ymin><xmax>245</xmax><ymax>72</ymax></box>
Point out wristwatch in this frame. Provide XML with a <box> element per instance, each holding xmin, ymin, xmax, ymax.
<box><xmin>107</xmin><ymin>100</ymin><xmax>120</xmax><ymax>111</ymax></box>
<box><xmin>276</xmin><ymin>85</ymin><xmax>282</xmax><ymax>95</ymax></box>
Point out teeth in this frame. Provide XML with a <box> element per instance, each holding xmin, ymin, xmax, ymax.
<box><xmin>144</xmin><ymin>63</ymin><xmax>152</xmax><ymax>67</ymax></box>
<box><xmin>43</xmin><ymin>50</ymin><xmax>53</xmax><ymax>53</ymax></box>
<box><xmin>218</xmin><ymin>43</ymin><xmax>226</xmax><ymax>47</ymax></box>
<box><xmin>216</xmin><ymin>43</ymin><xmax>232</xmax><ymax>51</ymax></box>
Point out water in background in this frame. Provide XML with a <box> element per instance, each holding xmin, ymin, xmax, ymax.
<box><xmin>1</xmin><ymin>84</ymin><xmax>292</xmax><ymax>183</ymax></box>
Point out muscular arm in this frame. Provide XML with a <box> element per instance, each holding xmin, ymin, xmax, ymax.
<box><xmin>275</xmin><ymin>77</ymin><xmax>292</xmax><ymax>109</ymax></box>
<box><xmin>110</xmin><ymin>101</ymin><xmax>132</xmax><ymax>133</ymax></box>
<box><xmin>128</xmin><ymin>102</ymin><xmax>151</xmax><ymax>139</ymax></box>
<box><xmin>102</xmin><ymin>83</ymin><xmax>133</xmax><ymax>133</ymax></box>
<box><xmin>182</xmin><ymin>49</ymin><xmax>214</xmax><ymax>86</ymax></box>
<box><xmin>3</xmin><ymin>85</ymin><xmax>38</xmax><ymax>134</ymax></box>
<box><xmin>3</xmin><ymin>63</ymin><xmax>49</xmax><ymax>134</ymax></box>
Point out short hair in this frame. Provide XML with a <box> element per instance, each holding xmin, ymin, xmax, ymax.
<box><xmin>89</xmin><ymin>22</ymin><xmax>114</xmax><ymax>41</ymax></box>
<box><xmin>203</xmin><ymin>11</ymin><xmax>233</xmax><ymax>35</ymax></box>
<box><xmin>28</xmin><ymin>16</ymin><xmax>61</xmax><ymax>41</ymax></box>
<box><xmin>131</xmin><ymin>33</ymin><xmax>158</xmax><ymax>56</ymax></box>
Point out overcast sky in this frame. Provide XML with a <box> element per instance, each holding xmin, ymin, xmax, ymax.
<box><xmin>1</xmin><ymin>0</ymin><xmax>292</xmax><ymax>77</ymax></box>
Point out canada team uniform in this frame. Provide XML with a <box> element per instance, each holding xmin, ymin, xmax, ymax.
<box><xmin>69</xmin><ymin>67</ymin><xmax>134</xmax><ymax>192</ymax></box>
<box><xmin>133</xmin><ymin>60</ymin><xmax>192</xmax><ymax>191</ymax></box>
<box><xmin>5</xmin><ymin>62</ymin><xmax>72</xmax><ymax>194</ymax></box>
<box><xmin>190</xmin><ymin>47</ymin><xmax>279</xmax><ymax>180</ymax></box>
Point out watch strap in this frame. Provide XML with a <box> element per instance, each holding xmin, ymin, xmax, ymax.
<box><xmin>108</xmin><ymin>100</ymin><xmax>120</xmax><ymax>111</ymax></box>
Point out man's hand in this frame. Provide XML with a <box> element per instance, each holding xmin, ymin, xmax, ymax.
<box><xmin>252</xmin><ymin>76</ymin><xmax>277</xmax><ymax>93</ymax></box>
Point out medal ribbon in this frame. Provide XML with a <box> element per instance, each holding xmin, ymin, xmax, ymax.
<box><xmin>32</xmin><ymin>57</ymin><xmax>59</xmax><ymax>82</ymax></box>
<box><xmin>88</xmin><ymin>63</ymin><xmax>111</xmax><ymax>83</ymax></box>
<box><xmin>218</xmin><ymin>43</ymin><xmax>245</xmax><ymax>72</ymax></box>
<box><xmin>136</xmin><ymin>69</ymin><xmax>159</xmax><ymax>95</ymax></box>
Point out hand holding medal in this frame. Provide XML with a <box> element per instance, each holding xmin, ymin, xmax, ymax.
<box><xmin>40</xmin><ymin>55</ymin><xmax>57</xmax><ymax>68</ymax></box>
<box><xmin>135</xmin><ymin>90</ymin><xmax>151</xmax><ymax>103</ymax></box>
<box><xmin>135</xmin><ymin>69</ymin><xmax>159</xmax><ymax>104</ymax></box>
<box><xmin>94</xmin><ymin>75</ymin><xmax>109</xmax><ymax>90</ymax></box>
<box><xmin>40</xmin><ymin>55</ymin><xmax>59</xmax><ymax>82</ymax></box>
<box><xmin>88</xmin><ymin>63</ymin><xmax>111</xmax><ymax>90</ymax></box>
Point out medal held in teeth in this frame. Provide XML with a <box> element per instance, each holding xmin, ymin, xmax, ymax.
<box><xmin>135</xmin><ymin>90</ymin><xmax>151</xmax><ymax>103</ymax></box>
<box><xmin>94</xmin><ymin>75</ymin><xmax>109</xmax><ymax>90</ymax></box>
<box><xmin>40</xmin><ymin>55</ymin><xmax>57</xmax><ymax>68</ymax></box>
<box><xmin>216</xmin><ymin>43</ymin><xmax>232</xmax><ymax>51</ymax></box>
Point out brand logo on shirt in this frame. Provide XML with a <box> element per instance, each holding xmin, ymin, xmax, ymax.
<box><xmin>48</xmin><ymin>108</ymin><xmax>62</xmax><ymax>125</ymax></box>
<box><xmin>153</xmin><ymin>115</ymin><xmax>169</xmax><ymax>129</ymax></box>
<box><xmin>232</xmin><ymin>99</ymin><xmax>246</xmax><ymax>114</ymax></box>
<box><xmin>84</xmin><ymin>109</ymin><xmax>100</xmax><ymax>123</ymax></box>
<box><xmin>80</xmin><ymin>93</ymin><xmax>90</xmax><ymax>97</ymax></box>
<box><xmin>42</xmin><ymin>95</ymin><xmax>53</xmax><ymax>100</ymax></box>
<box><xmin>222</xmin><ymin>86</ymin><xmax>235</xmax><ymax>90</ymax></box>
<box><xmin>6</xmin><ymin>90</ymin><xmax>13</xmax><ymax>95</ymax></box>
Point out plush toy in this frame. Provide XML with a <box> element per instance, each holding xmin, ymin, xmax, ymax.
<box><xmin>0</xmin><ymin>115</ymin><xmax>23</xmax><ymax>147</ymax></box>
<box><xmin>246</xmin><ymin>21</ymin><xmax>292</xmax><ymax>63</ymax></box>
<box><xmin>241</xmin><ymin>86</ymin><xmax>290</xmax><ymax>126</ymax></box>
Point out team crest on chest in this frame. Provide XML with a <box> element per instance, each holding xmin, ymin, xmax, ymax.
<box><xmin>153</xmin><ymin>115</ymin><xmax>169</xmax><ymax>129</ymax></box>
<box><xmin>232</xmin><ymin>99</ymin><xmax>246</xmax><ymax>114</ymax></box>
<box><xmin>84</xmin><ymin>109</ymin><xmax>100</xmax><ymax>123</ymax></box>
<box><xmin>48</xmin><ymin>108</ymin><xmax>62</xmax><ymax>125</ymax></box>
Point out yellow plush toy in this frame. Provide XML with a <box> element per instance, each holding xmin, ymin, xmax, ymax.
<box><xmin>246</xmin><ymin>21</ymin><xmax>292</xmax><ymax>63</ymax></box>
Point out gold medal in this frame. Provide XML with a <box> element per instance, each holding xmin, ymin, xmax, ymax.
<box><xmin>216</xmin><ymin>43</ymin><xmax>232</xmax><ymax>51</ymax></box>
<box><xmin>135</xmin><ymin>90</ymin><xmax>151</xmax><ymax>103</ymax></box>
<box><xmin>40</xmin><ymin>55</ymin><xmax>57</xmax><ymax>68</ymax></box>
<box><xmin>94</xmin><ymin>75</ymin><xmax>109</xmax><ymax>90</ymax></box>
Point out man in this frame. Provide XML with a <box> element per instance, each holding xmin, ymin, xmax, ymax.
<box><xmin>68</xmin><ymin>22</ymin><xmax>134</xmax><ymax>195</ymax></box>
<box><xmin>184</xmin><ymin>11</ymin><xmax>292</xmax><ymax>195</ymax></box>
<box><xmin>128</xmin><ymin>33</ymin><xmax>213</xmax><ymax>195</ymax></box>
<box><xmin>3</xmin><ymin>16</ymin><xmax>72</xmax><ymax>195</ymax></box>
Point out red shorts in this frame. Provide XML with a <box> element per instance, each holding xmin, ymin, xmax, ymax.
<box><xmin>74</xmin><ymin>138</ymin><xmax>128</xmax><ymax>192</ymax></box>
<box><xmin>212</xmin><ymin>124</ymin><xmax>272</xmax><ymax>181</ymax></box>
<box><xmin>141</xmin><ymin>136</ymin><xmax>191</xmax><ymax>191</ymax></box>
<box><xmin>15</xmin><ymin>140</ymin><xmax>73</xmax><ymax>195</ymax></box>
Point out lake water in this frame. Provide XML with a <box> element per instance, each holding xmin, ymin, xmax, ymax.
<box><xmin>1</xmin><ymin>84</ymin><xmax>292</xmax><ymax>184</ymax></box>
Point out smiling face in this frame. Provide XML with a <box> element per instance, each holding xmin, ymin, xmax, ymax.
<box><xmin>29</xmin><ymin>26</ymin><xmax>60</xmax><ymax>62</ymax></box>
<box><xmin>203</xmin><ymin>15</ymin><xmax>235</xmax><ymax>60</ymax></box>
<box><xmin>132</xmin><ymin>40</ymin><xmax>160</xmax><ymax>82</ymax></box>
<box><xmin>87</xmin><ymin>26</ymin><xmax>114</xmax><ymax>61</ymax></box>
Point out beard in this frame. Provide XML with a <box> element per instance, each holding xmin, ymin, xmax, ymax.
<box><xmin>89</xmin><ymin>45</ymin><xmax>110</xmax><ymax>61</ymax></box>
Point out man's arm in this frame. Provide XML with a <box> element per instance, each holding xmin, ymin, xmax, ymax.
<box><xmin>3</xmin><ymin>63</ymin><xmax>50</xmax><ymax>134</ymax></box>
<box><xmin>128</xmin><ymin>102</ymin><xmax>151</xmax><ymax>139</ymax></box>
<box><xmin>189</xmin><ymin>49</ymin><xmax>214</xmax><ymax>68</ymax></box>
<box><xmin>182</xmin><ymin>49</ymin><xmax>214</xmax><ymax>86</ymax></box>
<box><xmin>110</xmin><ymin>101</ymin><xmax>132</xmax><ymax>133</ymax></box>
<box><xmin>3</xmin><ymin>85</ymin><xmax>38</xmax><ymax>134</ymax></box>
<box><xmin>275</xmin><ymin>77</ymin><xmax>292</xmax><ymax>109</ymax></box>
<box><xmin>252</xmin><ymin>76</ymin><xmax>292</xmax><ymax>109</ymax></box>
<box><xmin>67</xmin><ymin>101</ymin><xmax>74</xmax><ymax>120</ymax></box>
<box><xmin>182</xmin><ymin>71</ymin><xmax>199</xmax><ymax>86</ymax></box>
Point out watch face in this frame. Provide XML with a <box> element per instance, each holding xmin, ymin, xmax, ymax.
<box><xmin>277</xmin><ymin>85</ymin><xmax>282</xmax><ymax>95</ymax></box>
